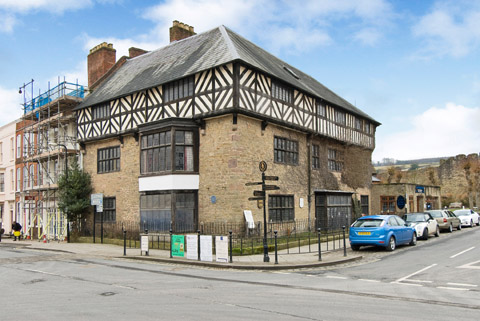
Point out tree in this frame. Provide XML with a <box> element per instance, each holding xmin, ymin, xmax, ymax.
<box><xmin>409</xmin><ymin>163</ymin><xmax>419</xmax><ymax>171</ymax></box>
<box><xmin>58</xmin><ymin>157</ymin><xmax>92</xmax><ymax>227</ymax></box>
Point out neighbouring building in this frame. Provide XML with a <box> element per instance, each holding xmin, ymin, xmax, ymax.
<box><xmin>0</xmin><ymin>120</ymin><xmax>17</xmax><ymax>234</ymax></box>
<box><xmin>371</xmin><ymin>183</ymin><xmax>441</xmax><ymax>215</ymax></box>
<box><xmin>16</xmin><ymin>80</ymin><xmax>85</xmax><ymax>240</ymax></box>
<box><xmin>75</xmin><ymin>21</ymin><xmax>380</xmax><ymax>234</ymax></box>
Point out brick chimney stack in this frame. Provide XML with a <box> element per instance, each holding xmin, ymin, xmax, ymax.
<box><xmin>169</xmin><ymin>20</ymin><xmax>196</xmax><ymax>42</ymax></box>
<box><xmin>87</xmin><ymin>42</ymin><xmax>116</xmax><ymax>88</ymax></box>
<box><xmin>129</xmin><ymin>47</ymin><xmax>148</xmax><ymax>58</ymax></box>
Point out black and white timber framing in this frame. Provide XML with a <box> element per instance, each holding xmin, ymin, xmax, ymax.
<box><xmin>76</xmin><ymin>26</ymin><xmax>379</xmax><ymax>148</ymax></box>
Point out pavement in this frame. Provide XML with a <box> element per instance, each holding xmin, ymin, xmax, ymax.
<box><xmin>0</xmin><ymin>236</ymin><xmax>362</xmax><ymax>270</ymax></box>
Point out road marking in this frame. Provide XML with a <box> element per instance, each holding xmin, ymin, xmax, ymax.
<box><xmin>358</xmin><ymin>279</ymin><xmax>380</xmax><ymax>283</ymax></box>
<box><xmin>326</xmin><ymin>275</ymin><xmax>347</xmax><ymax>279</ymax></box>
<box><xmin>447</xmin><ymin>283</ymin><xmax>477</xmax><ymax>287</ymax></box>
<box><xmin>393</xmin><ymin>282</ymin><xmax>422</xmax><ymax>287</ymax></box>
<box><xmin>458</xmin><ymin>260</ymin><xmax>480</xmax><ymax>270</ymax></box>
<box><xmin>437</xmin><ymin>286</ymin><xmax>470</xmax><ymax>291</ymax></box>
<box><xmin>450</xmin><ymin>246</ymin><xmax>475</xmax><ymax>258</ymax></box>
<box><xmin>402</xmin><ymin>279</ymin><xmax>432</xmax><ymax>283</ymax></box>
<box><xmin>392</xmin><ymin>263</ymin><xmax>437</xmax><ymax>284</ymax></box>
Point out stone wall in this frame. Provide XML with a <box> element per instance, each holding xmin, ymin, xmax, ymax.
<box><xmin>83</xmin><ymin>135</ymin><xmax>139</xmax><ymax>223</ymax></box>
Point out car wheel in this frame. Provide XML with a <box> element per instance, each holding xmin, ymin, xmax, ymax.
<box><xmin>448</xmin><ymin>224</ymin><xmax>453</xmax><ymax>233</ymax></box>
<box><xmin>435</xmin><ymin>226</ymin><xmax>440</xmax><ymax>237</ymax></box>
<box><xmin>409</xmin><ymin>233</ymin><xmax>417</xmax><ymax>246</ymax></box>
<box><xmin>351</xmin><ymin>245</ymin><xmax>360</xmax><ymax>251</ymax></box>
<box><xmin>470</xmin><ymin>220</ymin><xmax>474</xmax><ymax>228</ymax></box>
<box><xmin>477</xmin><ymin>221</ymin><xmax>480</xmax><ymax>226</ymax></box>
<box><xmin>457</xmin><ymin>223</ymin><xmax>462</xmax><ymax>231</ymax></box>
<box><xmin>386</xmin><ymin>236</ymin><xmax>396</xmax><ymax>251</ymax></box>
<box><xmin>422</xmin><ymin>228</ymin><xmax>429</xmax><ymax>240</ymax></box>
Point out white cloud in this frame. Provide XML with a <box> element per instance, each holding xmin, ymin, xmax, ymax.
<box><xmin>0</xmin><ymin>11</ymin><xmax>15</xmax><ymax>33</ymax></box>
<box><xmin>80</xmin><ymin>0</ymin><xmax>393</xmax><ymax>58</ymax></box>
<box><xmin>373</xmin><ymin>103</ymin><xmax>480</xmax><ymax>161</ymax></box>
<box><xmin>0</xmin><ymin>0</ymin><xmax>94</xmax><ymax>14</ymax></box>
<box><xmin>0</xmin><ymin>86</ymin><xmax>24</xmax><ymax>126</ymax></box>
<box><xmin>412</xmin><ymin>2</ymin><xmax>480</xmax><ymax>58</ymax></box>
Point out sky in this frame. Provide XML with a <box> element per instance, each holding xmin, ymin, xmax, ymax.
<box><xmin>1</xmin><ymin>0</ymin><xmax>479</xmax><ymax>163</ymax></box>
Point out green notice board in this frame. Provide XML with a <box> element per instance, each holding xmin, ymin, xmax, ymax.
<box><xmin>172</xmin><ymin>235</ymin><xmax>185</xmax><ymax>257</ymax></box>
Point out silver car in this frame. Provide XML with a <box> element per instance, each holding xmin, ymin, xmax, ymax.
<box><xmin>425</xmin><ymin>210</ymin><xmax>461</xmax><ymax>233</ymax></box>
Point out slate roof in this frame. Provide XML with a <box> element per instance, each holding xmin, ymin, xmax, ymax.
<box><xmin>76</xmin><ymin>25</ymin><xmax>379</xmax><ymax>124</ymax></box>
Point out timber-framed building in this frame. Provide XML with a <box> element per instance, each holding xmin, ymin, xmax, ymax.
<box><xmin>75</xmin><ymin>21</ymin><xmax>380</xmax><ymax>232</ymax></box>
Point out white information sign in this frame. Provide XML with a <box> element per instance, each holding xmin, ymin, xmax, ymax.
<box><xmin>186</xmin><ymin>235</ymin><xmax>198</xmax><ymax>260</ymax></box>
<box><xmin>215</xmin><ymin>236</ymin><xmax>229</xmax><ymax>263</ymax></box>
<box><xmin>200</xmin><ymin>235</ymin><xmax>213</xmax><ymax>262</ymax></box>
<box><xmin>243</xmin><ymin>210</ymin><xmax>255</xmax><ymax>229</ymax></box>
<box><xmin>90</xmin><ymin>193</ymin><xmax>103</xmax><ymax>206</ymax></box>
<box><xmin>140</xmin><ymin>235</ymin><xmax>149</xmax><ymax>253</ymax></box>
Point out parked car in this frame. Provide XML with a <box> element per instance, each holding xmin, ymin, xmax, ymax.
<box><xmin>402</xmin><ymin>212</ymin><xmax>440</xmax><ymax>240</ymax></box>
<box><xmin>425</xmin><ymin>210</ymin><xmax>461</xmax><ymax>232</ymax></box>
<box><xmin>453</xmin><ymin>209</ymin><xmax>480</xmax><ymax>227</ymax></box>
<box><xmin>349</xmin><ymin>215</ymin><xmax>417</xmax><ymax>251</ymax></box>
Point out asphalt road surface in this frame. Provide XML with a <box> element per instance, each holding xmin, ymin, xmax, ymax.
<box><xmin>1</xmin><ymin>227</ymin><xmax>479</xmax><ymax>320</ymax></box>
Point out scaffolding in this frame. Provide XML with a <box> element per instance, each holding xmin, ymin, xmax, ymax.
<box><xmin>17</xmin><ymin>78</ymin><xmax>85</xmax><ymax>241</ymax></box>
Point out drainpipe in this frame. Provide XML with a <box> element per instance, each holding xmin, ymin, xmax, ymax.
<box><xmin>307</xmin><ymin>134</ymin><xmax>312</xmax><ymax>231</ymax></box>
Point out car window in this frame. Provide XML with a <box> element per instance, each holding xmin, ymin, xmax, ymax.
<box><xmin>425</xmin><ymin>214</ymin><xmax>433</xmax><ymax>221</ymax></box>
<box><xmin>427</xmin><ymin>210</ymin><xmax>442</xmax><ymax>218</ymax></box>
<box><xmin>353</xmin><ymin>219</ymin><xmax>383</xmax><ymax>227</ymax></box>
<box><xmin>388</xmin><ymin>217</ymin><xmax>398</xmax><ymax>226</ymax></box>
<box><xmin>394</xmin><ymin>216</ymin><xmax>406</xmax><ymax>226</ymax></box>
<box><xmin>404</xmin><ymin>214</ymin><xmax>425</xmax><ymax>222</ymax></box>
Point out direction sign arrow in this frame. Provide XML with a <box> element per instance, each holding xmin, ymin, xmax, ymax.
<box><xmin>264</xmin><ymin>185</ymin><xmax>280</xmax><ymax>190</ymax></box>
<box><xmin>264</xmin><ymin>176</ymin><xmax>279</xmax><ymax>181</ymax></box>
<box><xmin>245</xmin><ymin>182</ymin><xmax>263</xmax><ymax>186</ymax></box>
<box><xmin>248</xmin><ymin>197</ymin><xmax>265</xmax><ymax>201</ymax></box>
<box><xmin>253</xmin><ymin>190</ymin><xmax>265</xmax><ymax>197</ymax></box>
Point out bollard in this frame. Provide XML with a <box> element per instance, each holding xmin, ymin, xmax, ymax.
<box><xmin>123</xmin><ymin>229</ymin><xmax>127</xmax><ymax>256</ymax></box>
<box><xmin>169</xmin><ymin>229</ymin><xmax>173</xmax><ymax>258</ymax></box>
<box><xmin>317</xmin><ymin>228</ymin><xmax>322</xmax><ymax>261</ymax></box>
<box><xmin>197</xmin><ymin>230</ymin><xmax>201</xmax><ymax>261</ymax></box>
<box><xmin>229</xmin><ymin>230</ymin><xmax>233</xmax><ymax>263</ymax></box>
<box><xmin>342</xmin><ymin>226</ymin><xmax>347</xmax><ymax>257</ymax></box>
<box><xmin>274</xmin><ymin>231</ymin><xmax>278</xmax><ymax>264</ymax></box>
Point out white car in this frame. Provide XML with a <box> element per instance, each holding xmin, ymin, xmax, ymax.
<box><xmin>402</xmin><ymin>212</ymin><xmax>440</xmax><ymax>240</ymax></box>
<box><xmin>454</xmin><ymin>209</ymin><xmax>480</xmax><ymax>227</ymax></box>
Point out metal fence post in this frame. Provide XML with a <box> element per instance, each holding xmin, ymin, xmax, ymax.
<box><xmin>229</xmin><ymin>230</ymin><xmax>233</xmax><ymax>263</ymax></box>
<box><xmin>197</xmin><ymin>230</ymin><xmax>201</xmax><ymax>261</ymax></box>
<box><xmin>317</xmin><ymin>228</ymin><xmax>322</xmax><ymax>261</ymax></box>
<box><xmin>123</xmin><ymin>229</ymin><xmax>127</xmax><ymax>256</ymax></box>
<box><xmin>169</xmin><ymin>229</ymin><xmax>173</xmax><ymax>258</ymax></box>
<box><xmin>342</xmin><ymin>226</ymin><xmax>347</xmax><ymax>257</ymax></box>
<box><xmin>274</xmin><ymin>230</ymin><xmax>278</xmax><ymax>264</ymax></box>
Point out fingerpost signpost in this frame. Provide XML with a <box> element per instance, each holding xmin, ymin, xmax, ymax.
<box><xmin>246</xmin><ymin>161</ymin><xmax>279</xmax><ymax>263</ymax></box>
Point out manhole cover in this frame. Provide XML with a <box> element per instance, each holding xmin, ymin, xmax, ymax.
<box><xmin>100</xmin><ymin>292</ymin><xmax>116</xmax><ymax>296</ymax></box>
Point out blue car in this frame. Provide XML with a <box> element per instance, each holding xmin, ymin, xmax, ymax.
<box><xmin>349</xmin><ymin>215</ymin><xmax>417</xmax><ymax>251</ymax></box>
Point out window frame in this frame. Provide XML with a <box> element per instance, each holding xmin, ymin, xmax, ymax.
<box><xmin>360</xmin><ymin>195</ymin><xmax>369</xmax><ymax>215</ymax></box>
<box><xmin>163</xmin><ymin>76</ymin><xmax>194</xmax><ymax>103</ymax></box>
<box><xmin>0</xmin><ymin>173</ymin><xmax>4</xmax><ymax>192</ymax></box>
<box><xmin>268</xmin><ymin>194</ymin><xmax>295</xmax><ymax>222</ymax></box>
<box><xmin>92</xmin><ymin>103</ymin><xmax>110</xmax><ymax>120</ymax></box>
<box><xmin>140</xmin><ymin>127</ymin><xmax>198</xmax><ymax>175</ymax></box>
<box><xmin>97</xmin><ymin>146</ymin><xmax>121</xmax><ymax>174</ymax></box>
<box><xmin>312</xmin><ymin>144</ymin><xmax>320</xmax><ymax>169</ymax></box>
<box><xmin>100</xmin><ymin>197</ymin><xmax>116</xmax><ymax>222</ymax></box>
<box><xmin>335</xmin><ymin>110</ymin><xmax>346</xmax><ymax>126</ymax></box>
<box><xmin>274</xmin><ymin>136</ymin><xmax>298</xmax><ymax>165</ymax></box>
<box><xmin>327</xmin><ymin>148</ymin><xmax>343</xmax><ymax>172</ymax></box>
<box><xmin>271</xmin><ymin>81</ymin><xmax>293</xmax><ymax>104</ymax></box>
<box><xmin>380</xmin><ymin>196</ymin><xmax>396</xmax><ymax>213</ymax></box>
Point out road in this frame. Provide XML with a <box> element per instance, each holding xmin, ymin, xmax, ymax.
<box><xmin>0</xmin><ymin>227</ymin><xmax>479</xmax><ymax>321</ymax></box>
